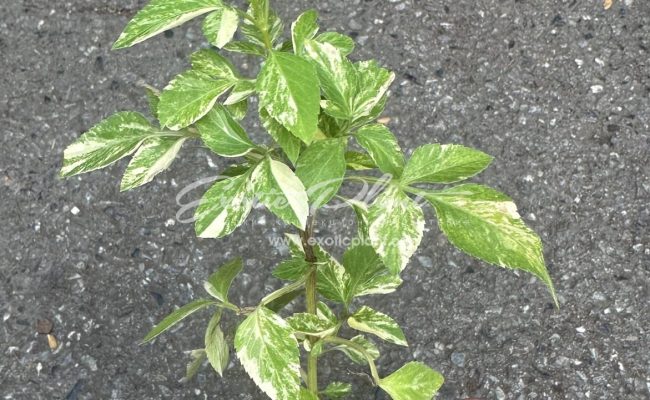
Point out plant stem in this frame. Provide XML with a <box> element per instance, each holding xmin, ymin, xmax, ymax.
<box><xmin>300</xmin><ymin>214</ymin><xmax>319</xmax><ymax>394</ymax></box>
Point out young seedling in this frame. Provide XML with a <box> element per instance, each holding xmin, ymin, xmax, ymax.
<box><xmin>61</xmin><ymin>0</ymin><xmax>557</xmax><ymax>398</ymax></box>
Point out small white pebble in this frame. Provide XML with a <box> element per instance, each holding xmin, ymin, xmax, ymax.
<box><xmin>591</xmin><ymin>85</ymin><xmax>603</xmax><ymax>93</ymax></box>
<box><xmin>595</xmin><ymin>58</ymin><xmax>605</xmax><ymax>67</ymax></box>
<box><xmin>2</xmin><ymin>313</ymin><xmax>9</xmax><ymax>322</ymax></box>
<box><xmin>576</xmin><ymin>326</ymin><xmax>586</xmax><ymax>333</ymax></box>
<box><xmin>70</xmin><ymin>206</ymin><xmax>80</xmax><ymax>215</ymax></box>
<box><xmin>164</xmin><ymin>218</ymin><xmax>176</xmax><ymax>227</ymax></box>
<box><xmin>575</xmin><ymin>59</ymin><xmax>583</xmax><ymax>67</ymax></box>
<box><xmin>36</xmin><ymin>363</ymin><xmax>43</xmax><ymax>376</ymax></box>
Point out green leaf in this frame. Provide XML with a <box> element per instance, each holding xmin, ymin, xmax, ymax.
<box><xmin>424</xmin><ymin>184</ymin><xmax>557</xmax><ymax>304</ymax></box>
<box><xmin>287</xmin><ymin>313</ymin><xmax>337</xmax><ymax>338</ymax></box>
<box><xmin>226</xmin><ymin>99</ymin><xmax>248</xmax><ymax>121</ymax></box>
<box><xmin>295</xmin><ymin>137</ymin><xmax>348</xmax><ymax>208</ymax></box>
<box><xmin>401</xmin><ymin>144</ymin><xmax>493</xmax><ymax>185</ymax></box>
<box><xmin>273</xmin><ymin>258</ymin><xmax>310</xmax><ymax>281</ymax></box>
<box><xmin>379</xmin><ymin>362</ymin><xmax>444</xmax><ymax>400</ymax></box>
<box><xmin>304</xmin><ymin>40</ymin><xmax>357</xmax><ymax>119</ymax></box>
<box><xmin>143</xmin><ymin>85</ymin><xmax>161</xmax><ymax>120</ymax></box>
<box><xmin>343</xmin><ymin>198</ymin><xmax>370</xmax><ymax>241</ymax></box>
<box><xmin>196</xmin><ymin>106</ymin><xmax>255</xmax><ymax>157</ymax></box>
<box><xmin>355</xmin><ymin>124</ymin><xmax>404</xmax><ymax>177</ymax></box>
<box><xmin>184</xmin><ymin>349</ymin><xmax>207</xmax><ymax>381</ymax></box>
<box><xmin>343</xmin><ymin>245</ymin><xmax>402</xmax><ymax>304</ymax></box>
<box><xmin>348</xmin><ymin>306</ymin><xmax>407</xmax><ymax>346</ymax></box>
<box><xmin>257</xmin><ymin>51</ymin><xmax>320</xmax><ymax>143</ymax></box>
<box><xmin>260</xmin><ymin>108</ymin><xmax>302</xmax><ymax>165</ymax></box>
<box><xmin>368</xmin><ymin>184</ymin><xmax>424</xmax><ymax>274</ymax></box>
<box><xmin>316</xmin><ymin>32</ymin><xmax>355</xmax><ymax>56</ymax></box>
<box><xmin>291</xmin><ymin>10</ymin><xmax>319</xmax><ymax>55</ymax></box>
<box><xmin>113</xmin><ymin>0</ymin><xmax>225</xmax><ymax>49</ymax></box>
<box><xmin>266</xmin><ymin>289</ymin><xmax>305</xmax><ymax>313</ymax></box>
<box><xmin>252</xmin><ymin>157</ymin><xmax>309</xmax><ymax>229</ymax></box>
<box><xmin>202</xmin><ymin>6</ymin><xmax>239</xmax><ymax>48</ymax></box>
<box><xmin>205</xmin><ymin>311</ymin><xmax>229</xmax><ymax>376</ymax></box>
<box><xmin>224</xmin><ymin>40</ymin><xmax>266</xmax><ymax>56</ymax></box>
<box><xmin>60</xmin><ymin>112</ymin><xmax>155</xmax><ymax>178</ymax></box>
<box><xmin>316</xmin><ymin>251</ymin><xmax>349</xmax><ymax>304</ymax></box>
<box><xmin>345</xmin><ymin>151</ymin><xmax>377</xmax><ymax>171</ymax></box>
<box><xmin>235</xmin><ymin>307</ymin><xmax>301</xmax><ymax>400</ymax></box>
<box><xmin>224</xmin><ymin>80</ymin><xmax>256</xmax><ymax>105</ymax></box>
<box><xmin>317</xmin><ymin>301</ymin><xmax>337</xmax><ymax>324</ymax></box>
<box><xmin>322</xmin><ymin>382</ymin><xmax>352</xmax><ymax>399</ymax></box>
<box><xmin>332</xmin><ymin>335</ymin><xmax>379</xmax><ymax>365</ymax></box>
<box><xmin>240</xmin><ymin>1</ymin><xmax>283</xmax><ymax>48</ymax></box>
<box><xmin>352</xmin><ymin>60</ymin><xmax>395</xmax><ymax>121</ymax></box>
<box><xmin>204</xmin><ymin>258</ymin><xmax>243</xmax><ymax>303</ymax></box>
<box><xmin>158</xmin><ymin>70</ymin><xmax>235</xmax><ymax>130</ymax></box>
<box><xmin>142</xmin><ymin>299</ymin><xmax>215</xmax><ymax>343</ymax></box>
<box><xmin>194</xmin><ymin>171</ymin><xmax>254</xmax><ymax>238</ymax></box>
<box><xmin>120</xmin><ymin>136</ymin><xmax>187</xmax><ymax>191</ymax></box>
<box><xmin>191</xmin><ymin>49</ymin><xmax>237</xmax><ymax>80</ymax></box>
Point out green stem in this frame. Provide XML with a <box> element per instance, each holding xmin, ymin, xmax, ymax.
<box><xmin>323</xmin><ymin>336</ymin><xmax>381</xmax><ymax>385</ymax></box>
<box><xmin>300</xmin><ymin>215</ymin><xmax>319</xmax><ymax>394</ymax></box>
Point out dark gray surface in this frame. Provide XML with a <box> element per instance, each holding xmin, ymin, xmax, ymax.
<box><xmin>1</xmin><ymin>0</ymin><xmax>649</xmax><ymax>399</ymax></box>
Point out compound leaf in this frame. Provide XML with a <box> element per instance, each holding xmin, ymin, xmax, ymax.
<box><xmin>401</xmin><ymin>144</ymin><xmax>493</xmax><ymax>185</ymax></box>
<box><xmin>235</xmin><ymin>307</ymin><xmax>301</xmax><ymax>400</ymax></box>
<box><xmin>379</xmin><ymin>362</ymin><xmax>444</xmax><ymax>400</ymax></box>
<box><xmin>113</xmin><ymin>0</ymin><xmax>225</xmax><ymax>49</ymax></box>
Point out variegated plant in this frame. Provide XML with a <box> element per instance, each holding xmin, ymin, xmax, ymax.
<box><xmin>60</xmin><ymin>0</ymin><xmax>557</xmax><ymax>399</ymax></box>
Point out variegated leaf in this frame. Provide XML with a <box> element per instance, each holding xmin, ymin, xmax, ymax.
<box><xmin>316</xmin><ymin>32</ymin><xmax>355</xmax><ymax>56</ymax></box>
<box><xmin>322</xmin><ymin>382</ymin><xmax>352</xmax><ymax>399</ymax></box>
<box><xmin>113</xmin><ymin>0</ymin><xmax>225</xmax><ymax>49</ymax></box>
<box><xmin>332</xmin><ymin>335</ymin><xmax>379</xmax><ymax>365</ymax></box>
<box><xmin>158</xmin><ymin>70</ymin><xmax>235</xmax><ymax>130</ymax></box>
<box><xmin>202</xmin><ymin>6</ymin><xmax>239</xmax><ymax>48</ymax></box>
<box><xmin>355</xmin><ymin>124</ymin><xmax>404</xmax><ymax>178</ymax></box>
<box><xmin>304</xmin><ymin>40</ymin><xmax>357</xmax><ymax>119</ymax></box>
<box><xmin>196</xmin><ymin>106</ymin><xmax>255</xmax><ymax>157</ymax></box>
<box><xmin>424</xmin><ymin>184</ymin><xmax>557</xmax><ymax>304</ymax></box>
<box><xmin>224</xmin><ymin>40</ymin><xmax>266</xmax><ymax>56</ymax></box>
<box><xmin>204</xmin><ymin>258</ymin><xmax>243</xmax><ymax>303</ymax></box>
<box><xmin>368</xmin><ymin>184</ymin><xmax>424</xmax><ymax>274</ymax></box>
<box><xmin>257</xmin><ymin>51</ymin><xmax>320</xmax><ymax>143</ymax></box>
<box><xmin>401</xmin><ymin>144</ymin><xmax>493</xmax><ymax>185</ymax></box>
<box><xmin>60</xmin><ymin>112</ymin><xmax>154</xmax><ymax>178</ymax></box>
<box><xmin>191</xmin><ymin>49</ymin><xmax>237</xmax><ymax>80</ymax></box>
<box><xmin>342</xmin><ymin>245</ymin><xmax>402</xmax><ymax>304</ymax></box>
<box><xmin>235</xmin><ymin>307</ymin><xmax>301</xmax><ymax>400</ymax></box>
<box><xmin>379</xmin><ymin>362</ymin><xmax>444</xmax><ymax>400</ymax></box>
<box><xmin>224</xmin><ymin>80</ymin><xmax>256</xmax><ymax>105</ymax></box>
<box><xmin>352</xmin><ymin>60</ymin><xmax>395</xmax><ymax>121</ymax></box>
<box><xmin>144</xmin><ymin>85</ymin><xmax>161</xmax><ymax>120</ymax></box>
<box><xmin>205</xmin><ymin>311</ymin><xmax>229</xmax><ymax>376</ymax></box>
<box><xmin>295</xmin><ymin>137</ymin><xmax>348</xmax><ymax>208</ymax></box>
<box><xmin>260</xmin><ymin>108</ymin><xmax>302</xmax><ymax>165</ymax></box>
<box><xmin>287</xmin><ymin>312</ymin><xmax>337</xmax><ymax>338</ymax></box>
<box><xmin>345</xmin><ymin>151</ymin><xmax>377</xmax><ymax>171</ymax></box>
<box><xmin>291</xmin><ymin>10</ymin><xmax>319</xmax><ymax>55</ymax></box>
<box><xmin>348</xmin><ymin>306</ymin><xmax>407</xmax><ymax>347</ymax></box>
<box><xmin>184</xmin><ymin>349</ymin><xmax>207</xmax><ymax>381</ymax></box>
<box><xmin>120</xmin><ymin>135</ymin><xmax>186</xmax><ymax>191</ymax></box>
<box><xmin>194</xmin><ymin>171</ymin><xmax>254</xmax><ymax>238</ymax></box>
<box><xmin>252</xmin><ymin>157</ymin><xmax>309</xmax><ymax>229</ymax></box>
